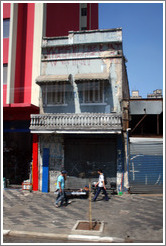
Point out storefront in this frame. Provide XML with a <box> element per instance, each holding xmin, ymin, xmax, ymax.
<box><xmin>3</xmin><ymin>121</ymin><xmax>32</xmax><ymax>185</ymax></box>
<box><xmin>36</xmin><ymin>132</ymin><xmax>124</xmax><ymax>192</ymax></box>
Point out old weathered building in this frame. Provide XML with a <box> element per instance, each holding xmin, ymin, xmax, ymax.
<box><xmin>30</xmin><ymin>28</ymin><xmax>130</xmax><ymax>192</ymax></box>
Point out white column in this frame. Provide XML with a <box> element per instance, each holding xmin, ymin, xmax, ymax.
<box><xmin>31</xmin><ymin>3</ymin><xmax>44</xmax><ymax>107</ymax></box>
<box><xmin>6</xmin><ymin>3</ymin><xmax>18</xmax><ymax>104</ymax></box>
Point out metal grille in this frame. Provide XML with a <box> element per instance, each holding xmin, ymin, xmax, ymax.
<box><xmin>129</xmin><ymin>138</ymin><xmax>163</xmax><ymax>193</ymax></box>
<box><xmin>64</xmin><ymin>136</ymin><xmax>117</xmax><ymax>189</ymax></box>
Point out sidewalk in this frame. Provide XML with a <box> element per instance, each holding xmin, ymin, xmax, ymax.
<box><xmin>3</xmin><ymin>188</ymin><xmax>163</xmax><ymax>243</ymax></box>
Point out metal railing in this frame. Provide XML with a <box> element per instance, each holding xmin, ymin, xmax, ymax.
<box><xmin>30</xmin><ymin>113</ymin><xmax>122</xmax><ymax>130</ymax></box>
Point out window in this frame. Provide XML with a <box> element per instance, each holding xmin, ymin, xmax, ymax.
<box><xmin>42</xmin><ymin>82</ymin><xmax>66</xmax><ymax>106</ymax></box>
<box><xmin>3</xmin><ymin>64</ymin><xmax>8</xmax><ymax>84</ymax></box>
<box><xmin>81</xmin><ymin>8</ymin><xmax>87</xmax><ymax>16</ymax></box>
<box><xmin>79</xmin><ymin>81</ymin><xmax>105</xmax><ymax>104</ymax></box>
<box><xmin>80</xmin><ymin>3</ymin><xmax>87</xmax><ymax>31</ymax></box>
<box><xmin>81</xmin><ymin>27</ymin><xmax>87</xmax><ymax>31</ymax></box>
<box><xmin>3</xmin><ymin>19</ymin><xmax>10</xmax><ymax>38</ymax></box>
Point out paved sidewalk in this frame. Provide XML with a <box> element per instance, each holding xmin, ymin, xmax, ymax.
<box><xmin>3</xmin><ymin>189</ymin><xmax>163</xmax><ymax>243</ymax></box>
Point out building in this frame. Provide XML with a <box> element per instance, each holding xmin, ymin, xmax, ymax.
<box><xmin>147</xmin><ymin>89</ymin><xmax>163</xmax><ymax>98</ymax></box>
<box><xmin>3</xmin><ymin>3</ymin><xmax>98</xmax><ymax>185</ymax></box>
<box><xmin>130</xmin><ymin>90</ymin><xmax>142</xmax><ymax>99</ymax></box>
<box><xmin>129</xmin><ymin>94</ymin><xmax>163</xmax><ymax>193</ymax></box>
<box><xmin>30</xmin><ymin>28</ymin><xmax>130</xmax><ymax>192</ymax></box>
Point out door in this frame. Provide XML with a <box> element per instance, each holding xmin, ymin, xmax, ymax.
<box><xmin>42</xmin><ymin>148</ymin><xmax>50</xmax><ymax>193</ymax></box>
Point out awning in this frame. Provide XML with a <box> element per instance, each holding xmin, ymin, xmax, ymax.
<box><xmin>74</xmin><ymin>73</ymin><xmax>110</xmax><ymax>81</ymax></box>
<box><xmin>36</xmin><ymin>75</ymin><xmax>69</xmax><ymax>84</ymax></box>
<box><xmin>36</xmin><ymin>73</ymin><xmax>110</xmax><ymax>84</ymax></box>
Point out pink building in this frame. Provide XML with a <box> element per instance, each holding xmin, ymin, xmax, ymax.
<box><xmin>3</xmin><ymin>3</ymin><xmax>98</xmax><ymax>189</ymax></box>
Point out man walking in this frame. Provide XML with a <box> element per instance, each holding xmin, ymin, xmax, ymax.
<box><xmin>92</xmin><ymin>169</ymin><xmax>109</xmax><ymax>202</ymax></box>
<box><xmin>55</xmin><ymin>170</ymin><xmax>70</xmax><ymax>207</ymax></box>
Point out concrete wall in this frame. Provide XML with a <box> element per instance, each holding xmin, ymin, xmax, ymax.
<box><xmin>39</xmin><ymin>30</ymin><xmax>125</xmax><ymax>115</ymax></box>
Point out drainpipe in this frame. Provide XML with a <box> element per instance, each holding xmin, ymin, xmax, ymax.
<box><xmin>126</xmin><ymin>128</ymin><xmax>131</xmax><ymax>191</ymax></box>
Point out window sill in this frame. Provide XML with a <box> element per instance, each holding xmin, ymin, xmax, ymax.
<box><xmin>81</xmin><ymin>103</ymin><xmax>107</xmax><ymax>106</ymax></box>
<box><xmin>44</xmin><ymin>104</ymin><xmax>68</xmax><ymax>107</ymax></box>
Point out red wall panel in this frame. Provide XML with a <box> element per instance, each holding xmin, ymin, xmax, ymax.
<box><xmin>3</xmin><ymin>105</ymin><xmax>39</xmax><ymax>121</ymax></box>
<box><xmin>3</xmin><ymin>3</ymin><xmax>10</xmax><ymax>18</ymax></box>
<box><xmin>3</xmin><ymin>3</ymin><xmax>10</xmax><ymax>65</ymax></box>
<box><xmin>14</xmin><ymin>3</ymin><xmax>35</xmax><ymax>104</ymax></box>
<box><xmin>3</xmin><ymin>39</ymin><xmax>9</xmax><ymax>63</ymax></box>
<box><xmin>87</xmin><ymin>4</ymin><xmax>98</xmax><ymax>30</ymax></box>
<box><xmin>14</xmin><ymin>3</ymin><xmax>27</xmax><ymax>103</ymax></box>
<box><xmin>23</xmin><ymin>3</ymin><xmax>35</xmax><ymax>104</ymax></box>
<box><xmin>91</xmin><ymin>3</ymin><xmax>98</xmax><ymax>30</ymax></box>
<box><xmin>3</xmin><ymin>85</ymin><xmax>7</xmax><ymax>105</ymax></box>
<box><xmin>32</xmin><ymin>134</ymin><xmax>38</xmax><ymax>191</ymax></box>
<box><xmin>46</xmin><ymin>3</ymin><xmax>79</xmax><ymax>37</ymax></box>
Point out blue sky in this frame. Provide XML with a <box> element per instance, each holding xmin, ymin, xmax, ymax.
<box><xmin>99</xmin><ymin>2</ymin><xmax>163</xmax><ymax>98</ymax></box>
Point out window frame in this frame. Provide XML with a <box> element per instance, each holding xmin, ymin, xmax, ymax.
<box><xmin>42</xmin><ymin>82</ymin><xmax>67</xmax><ymax>106</ymax></box>
<box><xmin>3</xmin><ymin>64</ymin><xmax>8</xmax><ymax>85</ymax></box>
<box><xmin>81</xmin><ymin>8</ymin><xmax>87</xmax><ymax>16</ymax></box>
<box><xmin>80</xmin><ymin>80</ymin><xmax>106</xmax><ymax>105</ymax></box>
<box><xmin>3</xmin><ymin>18</ymin><xmax>10</xmax><ymax>38</ymax></box>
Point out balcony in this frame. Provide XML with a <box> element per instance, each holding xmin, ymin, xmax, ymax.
<box><xmin>30</xmin><ymin>113</ymin><xmax>122</xmax><ymax>133</ymax></box>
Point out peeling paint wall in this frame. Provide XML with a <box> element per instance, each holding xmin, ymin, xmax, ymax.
<box><xmin>109</xmin><ymin>59</ymin><xmax>122</xmax><ymax>113</ymax></box>
<box><xmin>40</xmin><ymin>39</ymin><xmax>124</xmax><ymax>114</ymax></box>
<box><xmin>122</xmin><ymin>58</ymin><xmax>130</xmax><ymax>100</ymax></box>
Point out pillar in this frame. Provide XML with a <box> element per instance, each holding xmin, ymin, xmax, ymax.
<box><xmin>32</xmin><ymin>134</ymin><xmax>38</xmax><ymax>191</ymax></box>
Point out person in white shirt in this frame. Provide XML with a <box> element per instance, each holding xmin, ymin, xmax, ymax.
<box><xmin>92</xmin><ymin>169</ymin><xmax>109</xmax><ymax>202</ymax></box>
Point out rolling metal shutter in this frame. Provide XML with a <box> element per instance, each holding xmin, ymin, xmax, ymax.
<box><xmin>129</xmin><ymin>138</ymin><xmax>163</xmax><ymax>193</ymax></box>
<box><xmin>64</xmin><ymin>135</ymin><xmax>117</xmax><ymax>189</ymax></box>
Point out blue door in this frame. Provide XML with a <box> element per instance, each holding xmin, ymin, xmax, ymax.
<box><xmin>42</xmin><ymin>148</ymin><xmax>49</xmax><ymax>193</ymax></box>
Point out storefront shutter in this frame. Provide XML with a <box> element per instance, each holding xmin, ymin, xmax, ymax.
<box><xmin>129</xmin><ymin>138</ymin><xmax>163</xmax><ymax>193</ymax></box>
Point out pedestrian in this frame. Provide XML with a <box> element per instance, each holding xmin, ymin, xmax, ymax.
<box><xmin>92</xmin><ymin>169</ymin><xmax>109</xmax><ymax>202</ymax></box>
<box><xmin>55</xmin><ymin>170</ymin><xmax>71</xmax><ymax>208</ymax></box>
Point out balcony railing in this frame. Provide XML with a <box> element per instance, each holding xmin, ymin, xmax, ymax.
<box><xmin>30</xmin><ymin>113</ymin><xmax>122</xmax><ymax>132</ymax></box>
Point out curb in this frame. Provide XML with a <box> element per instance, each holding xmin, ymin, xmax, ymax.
<box><xmin>68</xmin><ymin>234</ymin><xmax>125</xmax><ymax>242</ymax></box>
<box><xmin>3</xmin><ymin>230</ymin><xmax>125</xmax><ymax>243</ymax></box>
<box><xmin>3</xmin><ymin>230</ymin><xmax>10</xmax><ymax>236</ymax></box>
